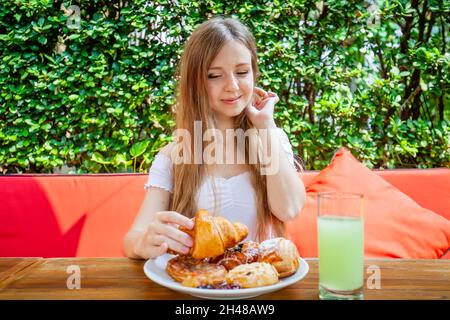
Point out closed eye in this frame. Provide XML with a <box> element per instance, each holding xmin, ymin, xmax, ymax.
<box><xmin>207</xmin><ymin>71</ymin><xmax>250</xmax><ymax>79</ymax></box>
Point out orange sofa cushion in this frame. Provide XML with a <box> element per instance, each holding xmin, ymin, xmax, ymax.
<box><xmin>0</xmin><ymin>174</ymin><xmax>146</xmax><ymax>257</ymax></box>
<box><xmin>373</xmin><ymin>169</ymin><xmax>450</xmax><ymax>221</ymax></box>
<box><xmin>287</xmin><ymin>148</ymin><xmax>450</xmax><ymax>259</ymax></box>
<box><xmin>299</xmin><ymin>169</ymin><xmax>450</xmax><ymax>220</ymax></box>
<box><xmin>1</xmin><ymin>161</ymin><xmax>448</xmax><ymax>258</ymax></box>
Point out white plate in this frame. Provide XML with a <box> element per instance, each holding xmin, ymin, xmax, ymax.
<box><xmin>143</xmin><ymin>254</ymin><xmax>309</xmax><ymax>300</ymax></box>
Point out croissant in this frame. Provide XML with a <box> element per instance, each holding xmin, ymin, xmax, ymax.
<box><xmin>180</xmin><ymin>209</ymin><xmax>248</xmax><ymax>260</ymax></box>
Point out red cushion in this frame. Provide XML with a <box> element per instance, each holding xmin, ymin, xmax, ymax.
<box><xmin>287</xmin><ymin>148</ymin><xmax>450</xmax><ymax>259</ymax></box>
<box><xmin>0</xmin><ymin>174</ymin><xmax>146</xmax><ymax>257</ymax></box>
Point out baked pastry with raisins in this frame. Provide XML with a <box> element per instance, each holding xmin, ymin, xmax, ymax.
<box><xmin>258</xmin><ymin>237</ymin><xmax>300</xmax><ymax>278</ymax></box>
<box><xmin>225</xmin><ymin>262</ymin><xmax>279</xmax><ymax>288</ymax></box>
<box><xmin>210</xmin><ymin>241</ymin><xmax>259</xmax><ymax>271</ymax></box>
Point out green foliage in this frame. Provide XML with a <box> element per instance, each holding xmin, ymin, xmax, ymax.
<box><xmin>0</xmin><ymin>0</ymin><xmax>449</xmax><ymax>173</ymax></box>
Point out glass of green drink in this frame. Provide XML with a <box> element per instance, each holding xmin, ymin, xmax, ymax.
<box><xmin>318</xmin><ymin>192</ymin><xmax>364</xmax><ymax>300</ymax></box>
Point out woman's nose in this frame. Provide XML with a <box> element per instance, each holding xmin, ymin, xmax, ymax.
<box><xmin>224</xmin><ymin>75</ymin><xmax>239</xmax><ymax>91</ymax></box>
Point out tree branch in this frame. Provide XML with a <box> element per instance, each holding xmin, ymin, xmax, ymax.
<box><xmin>374</xmin><ymin>37</ymin><xmax>387</xmax><ymax>79</ymax></box>
<box><xmin>440</xmin><ymin>5</ymin><xmax>446</xmax><ymax>55</ymax></box>
<box><xmin>438</xmin><ymin>4</ymin><xmax>446</xmax><ymax>121</ymax></box>
<box><xmin>400</xmin><ymin>0</ymin><xmax>418</xmax><ymax>55</ymax></box>
<box><xmin>400</xmin><ymin>85</ymin><xmax>421</xmax><ymax>119</ymax></box>
<box><xmin>425</xmin><ymin>11</ymin><xmax>435</xmax><ymax>42</ymax></box>
<box><xmin>417</xmin><ymin>0</ymin><xmax>428</xmax><ymax>43</ymax></box>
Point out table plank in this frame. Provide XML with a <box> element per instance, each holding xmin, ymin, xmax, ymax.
<box><xmin>0</xmin><ymin>258</ymin><xmax>44</xmax><ymax>290</ymax></box>
<box><xmin>0</xmin><ymin>258</ymin><xmax>448</xmax><ymax>300</ymax></box>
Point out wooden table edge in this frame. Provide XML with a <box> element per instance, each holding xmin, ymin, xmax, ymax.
<box><xmin>0</xmin><ymin>258</ymin><xmax>45</xmax><ymax>290</ymax></box>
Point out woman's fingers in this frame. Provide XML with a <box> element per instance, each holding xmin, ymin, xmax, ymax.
<box><xmin>153</xmin><ymin>242</ymin><xmax>168</xmax><ymax>258</ymax></box>
<box><xmin>154</xmin><ymin>211</ymin><xmax>194</xmax><ymax>247</ymax></box>
<box><xmin>246</xmin><ymin>103</ymin><xmax>259</xmax><ymax>117</ymax></box>
<box><xmin>142</xmin><ymin>242</ymin><xmax>168</xmax><ymax>259</ymax></box>
<box><xmin>253</xmin><ymin>88</ymin><xmax>277</xmax><ymax>109</ymax></box>
<box><xmin>137</xmin><ymin>210</ymin><xmax>195</xmax><ymax>259</ymax></box>
<box><xmin>136</xmin><ymin>210</ymin><xmax>196</xmax><ymax>259</ymax></box>
<box><xmin>135</xmin><ymin>234</ymin><xmax>167</xmax><ymax>259</ymax></box>
<box><xmin>151</xmin><ymin>234</ymin><xmax>190</xmax><ymax>255</ymax></box>
<box><xmin>254</xmin><ymin>87</ymin><xmax>268</xmax><ymax>97</ymax></box>
<box><xmin>156</xmin><ymin>222</ymin><xmax>193</xmax><ymax>248</ymax></box>
<box><xmin>156</xmin><ymin>211</ymin><xmax>194</xmax><ymax>230</ymax></box>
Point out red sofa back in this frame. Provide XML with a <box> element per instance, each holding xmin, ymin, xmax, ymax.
<box><xmin>1</xmin><ymin>169</ymin><xmax>449</xmax><ymax>258</ymax></box>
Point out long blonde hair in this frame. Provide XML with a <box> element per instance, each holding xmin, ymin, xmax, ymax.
<box><xmin>169</xmin><ymin>16</ymin><xmax>287</xmax><ymax>241</ymax></box>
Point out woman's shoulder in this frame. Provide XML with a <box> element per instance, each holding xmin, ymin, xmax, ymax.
<box><xmin>157</xmin><ymin>141</ymin><xmax>177</xmax><ymax>163</ymax></box>
<box><xmin>144</xmin><ymin>142</ymin><xmax>176</xmax><ymax>192</ymax></box>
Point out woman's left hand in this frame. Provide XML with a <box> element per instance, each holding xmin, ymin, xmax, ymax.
<box><xmin>246</xmin><ymin>87</ymin><xmax>278</xmax><ymax>129</ymax></box>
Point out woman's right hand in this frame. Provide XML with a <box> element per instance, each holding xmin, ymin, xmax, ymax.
<box><xmin>134</xmin><ymin>211</ymin><xmax>194</xmax><ymax>259</ymax></box>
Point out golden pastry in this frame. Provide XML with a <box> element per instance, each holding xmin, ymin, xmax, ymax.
<box><xmin>225</xmin><ymin>262</ymin><xmax>279</xmax><ymax>288</ymax></box>
<box><xmin>179</xmin><ymin>209</ymin><xmax>248</xmax><ymax>259</ymax></box>
<box><xmin>210</xmin><ymin>241</ymin><xmax>259</xmax><ymax>271</ymax></box>
<box><xmin>166</xmin><ymin>255</ymin><xmax>227</xmax><ymax>288</ymax></box>
<box><xmin>258</xmin><ymin>237</ymin><xmax>300</xmax><ymax>278</ymax></box>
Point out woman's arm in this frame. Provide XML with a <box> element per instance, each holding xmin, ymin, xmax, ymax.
<box><xmin>258</xmin><ymin>121</ymin><xmax>306</xmax><ymax>222</ymax></box>
<box><xmin>246</xmin><ymin>88</ymin><xmax>306</xmax><ymax>222</ymax></box>
<box><xmin>123</xmin><ymin>187</ymin><xmax>170</xmax><ymax>259</ymax></box>
<box><xmin>123</xmin><ymin>143</ymin><xmax>194</xmax><ymax>259</ymax></box>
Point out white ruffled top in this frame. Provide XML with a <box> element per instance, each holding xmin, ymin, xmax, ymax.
<box><xmin>144</xmin><ymin>128</ymin><xmax>295</xmax><ymax>241</ymax></box>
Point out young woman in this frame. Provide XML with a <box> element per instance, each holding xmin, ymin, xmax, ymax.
<box><xmin>123</xmin><ymin>16</ymin><xmax>306</xmax><ymax>259</ymax></box>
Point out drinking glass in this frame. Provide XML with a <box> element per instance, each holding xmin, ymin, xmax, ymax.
<box><xmin>317</xmin><ymin>192</ymin><xmax>364</xmax><ymax>300</ymax></box>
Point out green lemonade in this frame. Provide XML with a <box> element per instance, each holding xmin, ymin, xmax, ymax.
<box><xmin>318</xmin><ymin>215</ymin><xmax>364</xmax><ymax>291</ymax></box>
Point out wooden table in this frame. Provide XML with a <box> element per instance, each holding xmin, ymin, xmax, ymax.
<box><xmin>0</xmin><ymin>258</ymin><xmax>449</xmax><ymax>300</ymax></box>
<box><xmin>0</xmin><ymin>258</ymin><xmax>43</xmax><ymax>290</ymax></box>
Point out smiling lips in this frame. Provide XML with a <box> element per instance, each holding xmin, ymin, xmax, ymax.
<box><xmin>221</xmin><ymin>96</ymin><xmax>242</xmax><ymax>104</ymax></box>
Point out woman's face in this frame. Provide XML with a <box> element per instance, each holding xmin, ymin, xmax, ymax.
<box><xmin>206</xmin><ymin>40</ymin><xmax>254</xmax><ymax>122</ymax></box>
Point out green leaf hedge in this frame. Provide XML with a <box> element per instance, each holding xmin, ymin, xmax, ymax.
<box><xmin>0</xmin><ymin>0</ymin><xmax>449</xmax><ymax>173</ymax></box>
